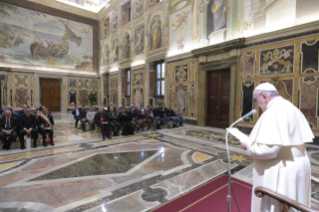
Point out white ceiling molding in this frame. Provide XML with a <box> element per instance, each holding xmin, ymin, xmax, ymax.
<box><xmin>26</xmin><ymin>0</ymin><xmax>100</xmax><ymax>20</ymax></box>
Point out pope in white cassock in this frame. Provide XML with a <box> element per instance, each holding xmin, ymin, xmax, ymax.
<box><xmin>239</xmin><ymin>82</ymin><xmax>314</xmax><ymax>212</ymax></box>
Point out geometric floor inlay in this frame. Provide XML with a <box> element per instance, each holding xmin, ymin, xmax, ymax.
<box><xmin>29</xmin><ymin>151</ymin><xmax>157</xmax><ymax>181</ymax></box>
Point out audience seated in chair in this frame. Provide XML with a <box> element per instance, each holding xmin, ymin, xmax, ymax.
<box><xmin>108</xmin><ymin>106</ymin><xmax>120</xmax><ymax>136</ymax></box>
<box><xmin>167</xmin><ymin>106</ymin><xmax>178</xmax><ymax>128</ymax></box>
<box><xmin>38</xmin><ymin>107</ymin><xmax>54</xmax><ymax>146</ymax></box>
<box><xmin>146</xmin><ymin>105</ymin><xmax>156</xmax><ymax>130</ymax></box>
<box><xmin>72</xmin><ymin>104</ymin><xmax>82</xmax><ymax>129</ymax></box>
<box><xmin>94</xmin><ymin>106</ymin><xmax>111</xmax><ymax>140</ymax></box>
<box><xmin>0</xmin><ymin>109</ymin><xmax>18</xmax><ymax>150</ymax></box>
<box><xmin>129</xmin><ymin>106</ymin><xmax>142</xmax><ymax>132</ymax></box>
<box><xmin>176</xmin><ymin>105</ymin><xmax>184</xmax><ymax>126</ymax></box>
<box><xmin>138</xmin><ymin>105</ymin><xmax>151</xmax><ymax>131</ymax></box>
<box><xmin>80</xmin><ymin>105</ymin><xmax>87</xmax><ymax>132</ymax></box>
<box><xmin>19</xmin><ymin>106</ymin><xmax>38</xmax><ymax>149</ymax></box>
<box><xmin>86</xmin><ymin>106</ymin><xmax>96</xmax><ymax>133</ymax></box>
<box><xmin>153</xmin><ymin>104</ymin><xmax>163</xmax><ymax>130</ymax></box>
<box><xmin>119</xmin><ymin>105</ymin><xmax>134</xmax><ymax>136</ymax></box>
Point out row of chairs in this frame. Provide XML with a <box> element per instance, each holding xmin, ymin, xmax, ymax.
<box><xmin>0</xmin><ymin>132</ymin><xmax>52</xmax><ymax>150</ymax></box>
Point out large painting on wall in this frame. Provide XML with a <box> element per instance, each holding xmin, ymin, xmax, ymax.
<box><xmin>150</xmin><ymin>15</ymin><xmax>162</xmax><ymax>52</ymax></box>
<box><xmin>135</xmin><ymin>24</ymin><xmax>145</xmax><ymax>55</ymax></box>
<box><xmin>169</xmin><ymin>5</ymin><xmax>192</xmax><ymax>54</ymax></box>
<box><xmin>206</xmin><ymin>0</ymin><xmax>227</xmax><ymax>43</ymax></box>
<box><xmin>0</xmin><ymin>2</ymin><xmax>94</xmax><ymax>71</ymax></box>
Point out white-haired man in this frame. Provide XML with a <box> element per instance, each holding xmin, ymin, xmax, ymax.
<box><xmin>240</xmin><ymin>82</ymin><xmax>314</xmax><ymax>212</ymax></box>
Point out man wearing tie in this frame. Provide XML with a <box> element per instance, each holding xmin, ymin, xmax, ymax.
<box><xmin>0</xmin><ymin>109</ymin><xmax>18</xmax><ymax>150</ymax></box>
<box><xmin>19</xmin><ymin>106</ymin><xmax>38</xmax><ymax>149</ymax></box>
<box><xmin>38</xmin><ymin>107</ymin><xmax>54</xmax><ymax>146</ymax></box>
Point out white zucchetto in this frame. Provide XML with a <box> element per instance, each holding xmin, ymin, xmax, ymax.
<box><xmin>255</xmin><ymin>82</ymin><xmax>277</xmax><ymax>92</ymax></box>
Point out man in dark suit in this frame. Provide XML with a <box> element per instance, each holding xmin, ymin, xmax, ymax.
<box><xmin>94</xmin><ymin>106</ymin><xmax>111</xmax><ymax>140</ymax></box>
<box><xmin>153</xmin><ymin>104</ymin><xmax>163</xmax><ymax>129</ymax></box>
<box><xmin>0</xmin><ymin>109</ymin><xmax>18</xmax><ymax>150</ymax></box>
<box><xmin>72</xmin><ymin>104</ymin><xmax>82</xmax><ymax>128</ymax></box>
<box><xmin>19</xmin><ymin>106</ymin><xmax>38</xmax><ymax>149</ymax></box>
<box><xmin>38</xmin><ymin>107</ymin><xmax>54</xmax><ymax>147</ymax></box>
<box><xmin>80</xmin><ymin>105</ymin><xmax>87</xmax><ymax>132</ymax></box>
<box><xmin>108</xmin><ymin>106</ymin><xmax>120</xmax><ymax>136</ymax></box>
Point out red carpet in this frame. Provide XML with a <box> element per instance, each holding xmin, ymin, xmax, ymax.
<box><xmin>152</xmin><ymin>175</ymin><xmax>252</xmax><ymax>212</ymax></box>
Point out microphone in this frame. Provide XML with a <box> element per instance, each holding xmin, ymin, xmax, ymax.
<box><xmin>240</xmin><ymin>109</ymin><xmax>257</xmax><ymax>121</ymax></box>
<box><xmin>224</xmin><ymin>109</ymin><xmax>256</xmax><ymax>212</ymax></box>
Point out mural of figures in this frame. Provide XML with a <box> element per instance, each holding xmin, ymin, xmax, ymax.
<box><xmin>59</xmin><ymin>0</ymin><xmax>108</xmax><ymax>13</ymax></box>
<box><xmin>150</xmin><ymin>15</ymin><xmax>162</xmax><ymax>51</ymax></box>
<box><xmin>112</xmin><ymin>39</ymin><xmax>120</xmax><ymax>63</ymax></box>
<box><xmin>134</xmin><ymin>88</ymin><xmax>143</xmax><ymax>108</ymax></box>
<box><xmin>104</xmin><ymin>43</ymin><xmax>110</xmax><ymax>65</ymax></box>
<box><xmin>135</xmin><ymin>25</ymin><xmax>145</xmax><ymax>55</ymax></box>
<box><xmin>122</xmin><ymin>33</ymin><xmax>130</xmax><ymax>59</ymax></box>
<box><xmin>260</xmin><ymin>46</ymin><xmax>294</xmax><ymax>76</ymax></box>
<box><xmin>0</xmin><ymin>2</ymin><xmax>93</xmax><ymax>71</ymax></box>
<box><xmin>112</xmin><ymin>10</ymin><xmax>119</xmax><ymax>31</ymax></box>
<box><xmin>206</xmin><ymin>0</ymin><xmax>227</xmax><ymax>43</ymax></box>
<box><xmin>169</xmin><ymin>6</ymin><xmax>192</xmax><ymax>54</ymax></box>
<box><xmin>135</xmin><ymin>0</ymin><xmax>144</xmax><ymax>18</ymax></box>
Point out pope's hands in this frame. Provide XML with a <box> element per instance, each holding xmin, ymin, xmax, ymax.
<box><xmin>239</xmin><ymin>141</ymin><xmax>247</xmax><ymax>150</ymax></box>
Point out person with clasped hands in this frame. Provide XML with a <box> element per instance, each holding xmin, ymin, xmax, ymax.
<box><xmin>19</xmin><ymin>106</ymin><xmax>38</xmax><ymax>149</ymax></box>
<box><xmin>239</xmin><ymin>83</ymin><xmax>314</xmax><ymax>212</ymax></box>
<box><xmin>0</xmin><ymin>109</ymin><xmax>18</xmax><ymax>150</ymax></box>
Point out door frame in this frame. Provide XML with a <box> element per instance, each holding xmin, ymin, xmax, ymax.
<box><xmin>197</xmin><ymin>57</ymin><xmax>239</xmax><ymax>127</ymax></box>
<box><xmin>35</xmin><ymin>74</ymin><xmax>67</xmax><ymax>113</ymax></box>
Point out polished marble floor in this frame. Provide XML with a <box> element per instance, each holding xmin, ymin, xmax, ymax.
<box><xmin>1</xmin><ymin>116</ymin><xmax>319</xmax><ymax>211</ymax></box>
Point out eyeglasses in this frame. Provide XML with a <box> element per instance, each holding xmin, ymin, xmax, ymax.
<box><xmin>253</xmin><ymin>93</ymin><xmax>262</xmax><ymax>103</ymax></box>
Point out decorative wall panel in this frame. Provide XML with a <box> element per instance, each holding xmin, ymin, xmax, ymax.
<box><xmin>242</xmin><ymin>52</ymin><xmax>256</xmax><ymax>78</ymax></box>
<box><xmin>67</xmin><ymin>77</ymin><xmax>100</xmax><ymax>107</ymax></box>
<box><xmin>110</xmin><ymin>75</ymin><xmax>118</xmax><ymax>105</ymax></box>
<box><xmin>166</xmin><ymin>59</ymin><xmax>198</xmax><ymax>118</ymax></box>
<box><xmin>131</xmin><ymin>70</ymin><xmax>144</xmax><ymax>108</ymax></box>
<box><xmin>7</xmin><ymin>73</ymin><xmax>35</xmax><ymax>109</ymax></box>
<box><xmin>260</xmin><ymin>46</ymin><xmax>294</xmax><ymax>76</ymax></box>
<box><xmin>239</xmin><ymin>35</ymin><xmax>319</xmax><ymax>133</ymax></box>
<box><xmin>0</xmin><ymin>72</ymin><xmax>8</xmax><ymax>109</ymax></box>
<box><xmin>241</xmin><ymin>81</ymin><xmax>254</xmax><ymax>122</ymax></box>
<box><xmin>300</xmin><ymin>40</ymin><xmax>319</xmax><ymax>73</ymax></box>
<box><xmin>299</xmin><ymin>76</ymin><xmax>319</xmax><ymax>129</ymax></box>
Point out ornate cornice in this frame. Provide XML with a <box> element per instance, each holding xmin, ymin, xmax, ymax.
<box><xmin>191</xmin><ymin>38</ymin><xmax>245</xmax><ymax>56</ymax></box>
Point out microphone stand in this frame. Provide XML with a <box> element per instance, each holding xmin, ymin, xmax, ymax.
<box><xmin>225</xmin><ymin>118</ymin><xmax>244</xmax><ymax>212</ymax></box>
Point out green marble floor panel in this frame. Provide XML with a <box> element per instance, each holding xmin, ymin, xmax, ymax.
<box><xmin>29</xmin><ymin>151</ymin><xmax>157</xmax><ymax>181</ymax></box>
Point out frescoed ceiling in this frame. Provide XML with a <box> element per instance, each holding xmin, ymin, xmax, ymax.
<box><xmin>56</xmin><ymin>0</ymin><xmax>109</xmax><ymax>13</ymax></box>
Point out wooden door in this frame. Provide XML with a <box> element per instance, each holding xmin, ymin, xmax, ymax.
<box><xmin>40</xmin><ymin>79</ymin><xmax>61</xmax><ymax>112</ymax></box>
<box><xmin>206</xmin><ymin>69</ymin><xmax>230</xmax><ymax>128</ymax></box>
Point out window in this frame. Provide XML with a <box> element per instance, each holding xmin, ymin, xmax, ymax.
<box><xmin>122</xmin><ymin>1</ymin><xmax>132</xmax><ymax>25</ymax></box>
<box><xmin>104</xmin><ymin>18</ymin><xmax>109</xmax><ymax>37</ymax></box>
<box><xmin>155</xmin><ymin>61</ymin><xmax>165</xmax><ymax>97</ymax></box>
<box><xmin>126</xmin><ymin>69</ymin><xmax>131</xmax><ymax>97</ymax></box>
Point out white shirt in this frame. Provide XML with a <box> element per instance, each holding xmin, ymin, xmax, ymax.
<box><xmin>75</xmin><ymin>109</ymin><xmax>79</xmax><ymax>116</ymax></box>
